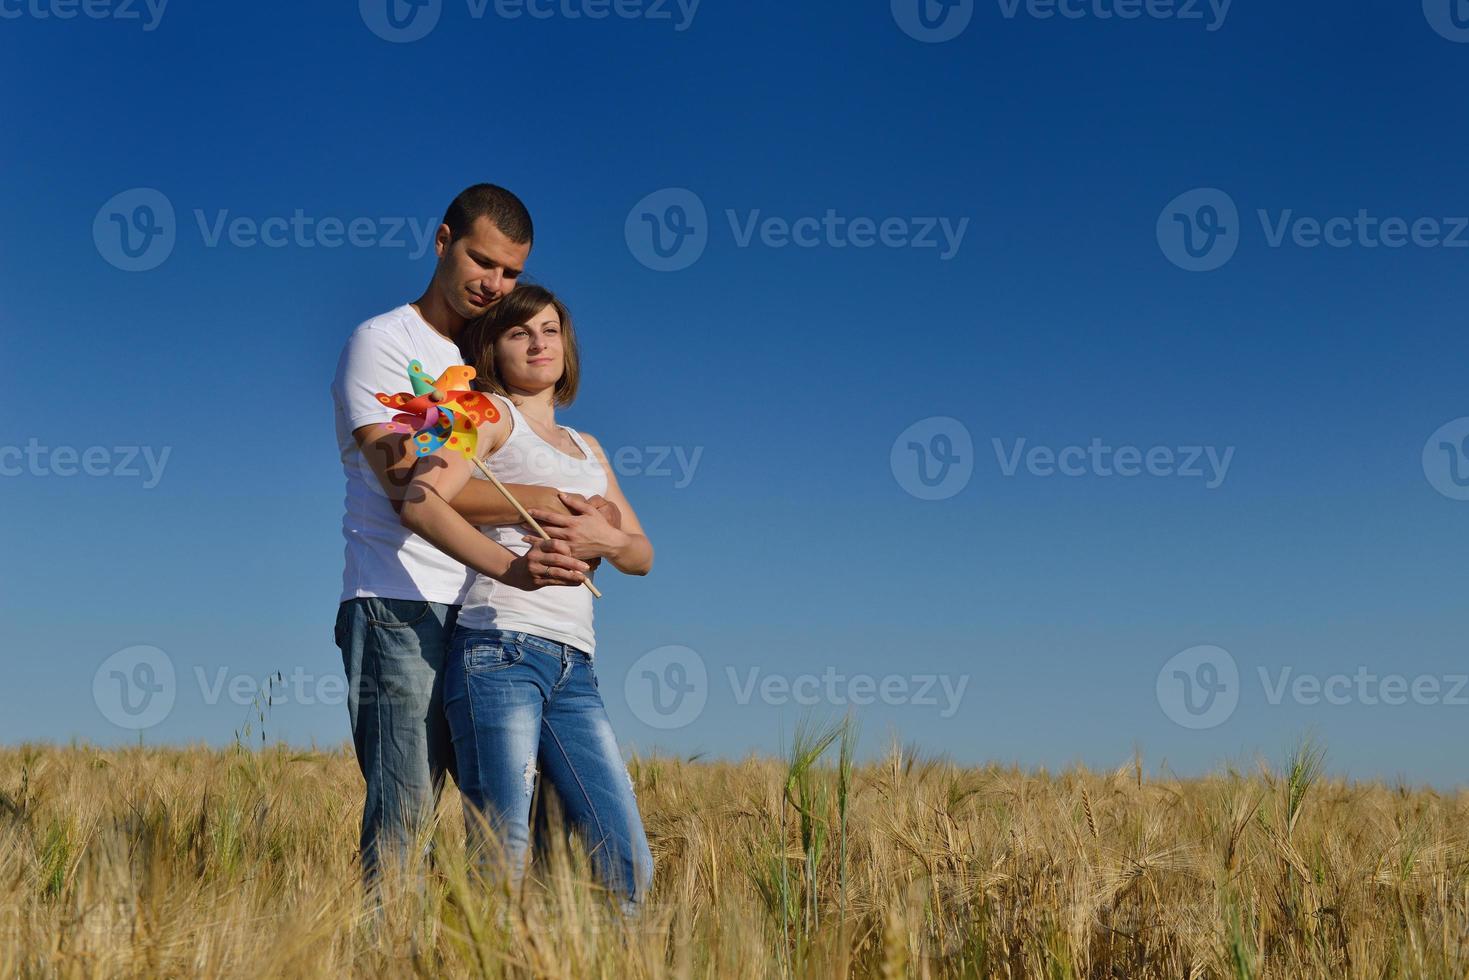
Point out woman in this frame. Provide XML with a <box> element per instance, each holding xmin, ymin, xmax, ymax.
<box><xmin>399</xmin><ymin>285</ymin><xmax>655</xmax><ymax>907</ymax></box>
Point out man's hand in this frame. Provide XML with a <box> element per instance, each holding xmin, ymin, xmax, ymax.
<box><xmin>550</xmin><ymin>493</ymin><xmax>621</xmax><ymax>571</ymax></box>
<box><xmin>524</xmin><ymin>493</ymin><xmax>626</xmax><ymax>562</ymax></box>
<box><xmin>588</xmin><ymin>494</ymin><xmax>622</xmax><ymax>529</ymax></box>
<box><xmin>556</xmin><ymin>492</ymin><xmax>622</xmax><ymax>529</ymax></box>
<box><xmin>499</xmin><ymin>538</ymin><xmax>591</xmax><ymax>591</ymax></box>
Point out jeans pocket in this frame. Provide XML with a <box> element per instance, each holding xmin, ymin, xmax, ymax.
<box><xmin>334</xmin><ymin>602</ymin><xmax>351</xmax><ymax>650</ymax></box>
<box><xmin>366</xmin><ymin>597</ymin><xmax>433</xmax><ymax>630</ymax></box>
<box><xmin>465</xmin><ymin>640</ymin><xmax>524</xmax><ymax>672</ymax></box>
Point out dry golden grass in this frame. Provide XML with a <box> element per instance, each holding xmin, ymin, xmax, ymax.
<box><xmin>2</xmin><ymin>730</ymin><xmax>1467</xmax><ymax>978</ymax></box>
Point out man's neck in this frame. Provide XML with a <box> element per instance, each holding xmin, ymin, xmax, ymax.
<box><xmin>409</xmin><ymin>288</ymin><xmax>466</xmax><ymax>344</ymax></box>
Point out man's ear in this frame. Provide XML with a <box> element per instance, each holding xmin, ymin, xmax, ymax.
<box><xmin>434</xmin><ymin>223</ymin><xmax>452</xmax><ymax>259</ymax></box>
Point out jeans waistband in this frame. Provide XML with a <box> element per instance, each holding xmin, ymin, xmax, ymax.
<box><xmin>464</xmin><ymin>627</ymin><xmax>592</xmax><ymax>662</ymax></box>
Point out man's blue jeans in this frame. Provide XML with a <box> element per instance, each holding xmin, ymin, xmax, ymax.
<box><xmin>336</xmin><ymin>597</ymin><xmax>459</xmax><ymax>884</ymax></box>
<box><xmin>444</xmin><ymin>628</ymin><xmax>654</xmax><ymax>906</ymax></box>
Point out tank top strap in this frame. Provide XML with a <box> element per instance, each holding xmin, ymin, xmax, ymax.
<box><xmin>486</xmin><ymin>391</ymin><xmax>522</xmax><ymax>428</ymax></box>
<box><xmin>563</xmin><ymin>426</ymin><xmax>596</xmax><ymax>461</ymax></box>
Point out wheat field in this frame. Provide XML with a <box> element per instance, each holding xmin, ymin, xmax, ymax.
<box><xmin>2</xmin><ymin>728</ymin><xmax>1466</xmax><ymax>979</ymax></box>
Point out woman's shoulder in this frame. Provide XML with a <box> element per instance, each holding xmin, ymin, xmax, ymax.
<box><xmin>471</xmin><ymin>391</ymin><xmax>523</xmax><ymax>432</ymax></box>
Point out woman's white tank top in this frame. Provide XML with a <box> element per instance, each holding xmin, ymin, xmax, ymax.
<box><xmin>456</xmin><ymin>394</ymin><xmax>608</xmax><ymax>654</ymax></box>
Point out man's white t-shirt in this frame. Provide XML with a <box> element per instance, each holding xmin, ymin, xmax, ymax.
<box><xmin>331</xmin><ymin>304</ymin><xmax>473</xmax><ymax>604</ymax></box>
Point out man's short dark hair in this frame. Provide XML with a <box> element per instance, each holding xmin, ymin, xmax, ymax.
<box><xmin>442</xmin><ymin>184</ymin><xmax>533</xmax><ymax>245</ymax></box>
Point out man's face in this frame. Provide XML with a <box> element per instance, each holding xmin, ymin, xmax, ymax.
<box><xmin>433</xmin><ymin>216</ymin><xmax>531</xmax><ymax>322</ymax></box>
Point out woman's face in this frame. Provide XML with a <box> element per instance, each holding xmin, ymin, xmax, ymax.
<box><xmin>495</xmin><ymin>303</ymin><xmax>564</xmax><ymax>392</ymax></box>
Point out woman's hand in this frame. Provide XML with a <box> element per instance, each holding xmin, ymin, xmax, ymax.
<box><xmin>500</xmin><ymin>538</ymin><xmax>591</xmax><ymax>591</ymax></box>
<box><xmin>525</xmin><ymin>492</ymin><xmax>627</xmax><ymax>561</ymax></box>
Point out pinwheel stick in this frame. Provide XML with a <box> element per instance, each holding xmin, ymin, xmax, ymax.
<box><xmin>468</xmin><ymin>456</ymin><xmax>602</xmax><ymax>600</ymax></box>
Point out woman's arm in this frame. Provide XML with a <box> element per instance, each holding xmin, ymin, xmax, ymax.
<box><xmin>450</xmin><ymin>479</ymin><xmax>570</xmax><ymax>525</ymax></box>
<box><xmin>525</xmin><ymin>432</ymin><xmax>654</xmax><ymax>576</ymax></box>
<box><xmin>400</xmin><ymin>447</ymin><xmax>593</xmax><ymax>590</ymax></box>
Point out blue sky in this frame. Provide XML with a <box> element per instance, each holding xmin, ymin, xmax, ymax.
<box><xmin>3</xmin><ymin>0</ymin><xmax>1468</xmax><ymax>786</ymax></box>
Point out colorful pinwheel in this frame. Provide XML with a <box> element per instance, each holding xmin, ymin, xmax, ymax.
<box><xmin>375</xmin><ymin>360</ymin><xmax>601</xmax><ymax>598</ymax></box>
<box><xmin>375</xmin><ymin>360</ymin><xmax>500</xmax><ymax>458</ymax></box>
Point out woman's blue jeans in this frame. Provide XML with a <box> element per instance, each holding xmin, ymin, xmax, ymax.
<box><xmin>444</xmin><ymin>628</ymin><xmax>654</xmax><ymax>906</ymax></box>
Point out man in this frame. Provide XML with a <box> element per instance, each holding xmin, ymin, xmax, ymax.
<box><xmin>331</xmin><ymin>183</ymin><xmax>614</xmax><ymax>883</ymax></box>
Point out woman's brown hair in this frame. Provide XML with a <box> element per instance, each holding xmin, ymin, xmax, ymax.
<box><xmin>457</xmin><ymin>285</ymin><xmax>580</xmax><ymax>407</ymax></box>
